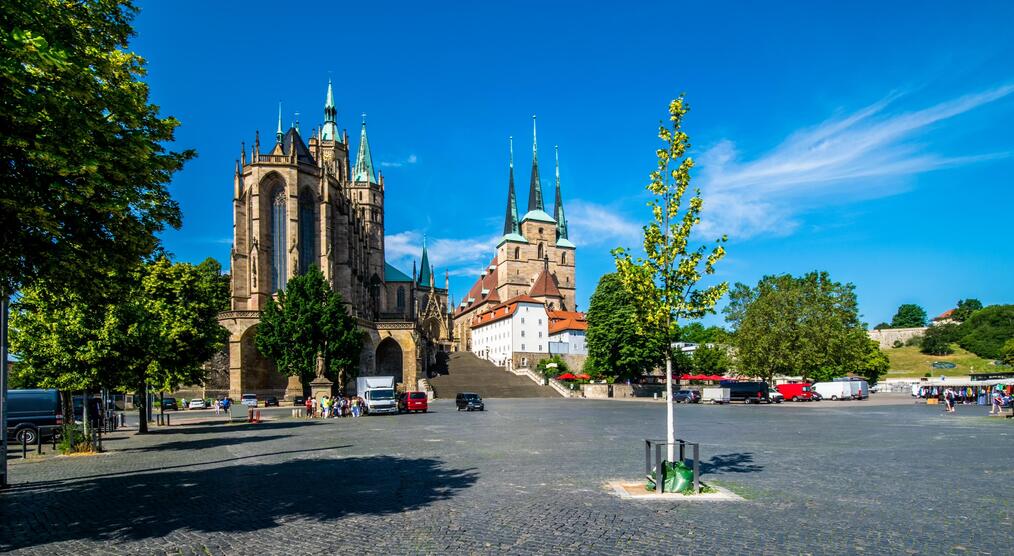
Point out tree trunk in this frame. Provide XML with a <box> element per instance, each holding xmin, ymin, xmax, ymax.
<box><xmin>665</xmin><ymin>353</ymin><xmax>675</xmax><ymax>462</ymax></box>
<box><xmin>82</xmin><ymin>389</ymin><xmax>90</xmax><ymax>440</ymax></box>
<box><xmin>137</xmin><ymin>383</ymin><xmax>148</xmax><ymax>434</ymax></box>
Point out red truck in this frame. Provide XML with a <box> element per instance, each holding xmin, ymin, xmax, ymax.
<box><xmin>776</xmin><ymin>383</ymin><xmax>814</xmax><ymax>402</ymax></box>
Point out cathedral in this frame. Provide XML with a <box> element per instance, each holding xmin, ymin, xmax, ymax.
<box><xmin>452</xmin><ymin>117</ymin><xmax>576</xmax><ymax>352</ymax></box>
<box><xmin>217</xmin><ymin>81</ymin><xmax>452</xmax><ymax>400</ymax></box>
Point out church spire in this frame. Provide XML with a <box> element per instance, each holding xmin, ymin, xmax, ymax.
<box><xmin>555</xmin><ymin>144</ymin><xmax>571</xmax><ymax>246</ymax></box>
<box><xmin>502</xmin><ymin>136</ymin><xmax>521</xmax><ymax>237</ymax></box>
<box><xmin>417</xmin><ymin>235</ymin><xmax>432</xmax><ymax>287</ymax></box>
<box><xmin>528</xmin><ymin>115</ymin><xmax>544</xmax><ymax>212</ymax></box>
<box><xmin>353</xmin><ymin>114</ymin><xmax>376</xmax><ymax>183</ymax></box>
<box><xmin>321</xmin><ymin>79</ymin><xmax>338</xmax><ymax>141</ymax></box>
<box><xmin>275</xmin><ymin>102</ymin><xmax>283</xmax><ymax>144</ymax></box>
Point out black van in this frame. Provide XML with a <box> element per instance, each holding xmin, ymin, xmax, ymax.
<box><xmin>6</xmin><ymin>389</ymin><xmax>63</xmax><ymax>444</ymax></box>
<box><xmin>720</xmin><ymin>381</ymin><xmax>772</xmax><ymax>404</ymax></box>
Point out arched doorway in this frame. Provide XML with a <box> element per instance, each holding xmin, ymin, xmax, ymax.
<box><xmin>375</xmin><ymin>337</ymin><xmax>404</xmax><ymax>384</ymax></box>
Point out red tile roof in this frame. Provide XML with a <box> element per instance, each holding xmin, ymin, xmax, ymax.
<box><xmin>454</xmin><ymin>256</ymin><xmax>499</xmax><ymax>317</ymax></box>
<box><xmin>469</xmin><ymin>295</ymin><xmax>546</xmax><ymax>329</ymax></box>
<box><xmin>528</xmin><ymin>268</ymin><xmax>562</xmax><ymax>298</ymax></box>
<box><xmin>547</xmin><ymin>309</ymin><xmax>587</xmax><ymax>335</ymax></box>
<box><xmin>933</xmin><ymin>309</ymin><xmax>955</xmax><ymax>321</ymax></box>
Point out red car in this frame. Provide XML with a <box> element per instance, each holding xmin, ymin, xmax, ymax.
<box><xmin>776</xmin><ymin>383</ymin><xmax>814</xmax><ymax>402</ymax></box>
<box><xmin>398</xmin><ymin>391</ymin><xmax>429</xmax><ymax>413</ymax></box>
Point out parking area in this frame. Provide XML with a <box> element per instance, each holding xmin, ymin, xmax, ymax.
<box><xmin>2</xmin><ymin>397</ymin><xmax>1011</xmax><ymax>554</ymax></box>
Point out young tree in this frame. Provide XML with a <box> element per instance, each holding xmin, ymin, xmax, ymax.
<box><xmin>584</xmin><ymin>273</ymin><xmax>664</xmax><ymax>381</ymax></box>
<box><xmin>952</xmin><ymin>299</ymin><xmax>983</xmax><ymax>322</ymax></box>
<box><xmin>256</xmin><ymin>267</ymin><xmax>364</xmax><ymax>391</ymax></box>
<box><xmin>612</xmin><ymin>96</ymin><xmax>728</xmax><ymax>462</ymax></box>
<box><xmin>890</xmin><ymin>304</ymin><xmax>927</xmax><ymax>328</ymax></box>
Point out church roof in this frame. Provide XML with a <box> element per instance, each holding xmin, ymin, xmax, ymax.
<box><xmin>521</xmin><ymin>209</ymin><xmax>556</xmax><ymax>224</ymax></box>
<box><xmin>281</xmin><ymin>128</ymin><xmax>315</xmax><ymax>165</ymax></box>
<box><xmin>384</xmin><ymin>262</ymin><xmax>413</xmax><ymax>283</ymax></box>
<box><xmin>353</xmin><ymin>120</ymin><xmax>376</xmax><ymax>183</ymax></box>
<box><xmin>455</xmin><ymin>255</ymin><xmax>499</xmax><ymax>317</ymax></box>
<box><xmin>529</xmin><ymin>268</ymin><xmax>563</xmax><ymax>298</ymax></box>
<box><xmin>417</xmin><ymin>243</ymin><xmax>431</xmax><ymax>286</ymax></box>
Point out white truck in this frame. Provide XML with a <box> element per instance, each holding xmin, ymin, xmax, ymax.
<box><xmin>356</xmin><ymin>376</ymin><xmax>398</xmax><ymax>415</ymax></box>
<box><xmin>833</xmin><ymin>377</ymin><xmax>869</xmax><ymax>400</ymax></box>
<box><xmin>811</xmin><ymin>381</ymin><xmax>853</xmax><ymax>401</ymax></box>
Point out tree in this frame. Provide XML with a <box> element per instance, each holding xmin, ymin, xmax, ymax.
<box><xmin>958</xmin><ymin>305</ymin><xmax>1014</xmax><ymax>359</ymax></box>
<box><xmin>857</xmin><ymin>338</ymin><xmax>890</xmax><ymax>385</ymax></box>
<box><xmin>920</xmin><ymin>323</ymin><xmax>960</xmax><ymax>356</ymax></box>
<box><xmin>256</xmin><ymin>267</ymin><xmax>364</xmax><ymax>391</ymax></box>
<box><xmin>677</xmin><ymin>322</ymin><xmax>726</xmax><ymax>344</ymax></box>
<box><xmin>1001</xmin><ymin>339</ymin><xmax>1014</xmax><ymax>366</ymax></box>
<box><xmin>612</xmin><ymin>95</ymin><xmax>728</xmax><ymax>462</ymax></box>
<box><xmin>692</xmin><ymin>343</ymin><xmax>731</xmax><ymax>375</ymax></box>
<box><xmin>952</xmin><ymin>299</ymin><xmax>983</xmax><ymax>322</ymax></box>
<box><xmin>537</xmin><ymin>355</ymin><xmax>568</xmax><ymax>379</ymax></box>
<box><xmin>584</xmin><ymin>273</ymin><xmax>664</xmax><ymax>381</ymax></box>
<box><xmin>10</xmin><ymin>257</ymin><xmax>229</xmax><ymax>433</ymax></box>
<box><xmin>890</xmin><ymin>304</ymin><xmax>927</xmax><ymax>328</ymax></box>
<box><xmin>1</xmin><ymin>1</ymin><xmax>192</xmax><ymax>296</ymax></box>
<box><xmin>725</xmin><ymin>272</ymin><xmax>877</xmax><ymax>384</ymax></box>
<box><xmin>874</xmin><ymin>322</ymin><xmax>890</xmax><ymax>330</ymax></box>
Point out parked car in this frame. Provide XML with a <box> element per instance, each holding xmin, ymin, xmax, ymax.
<box><xmin>399</xmin><ymin>391</ymin><xmax>429</xmax><ymax>413</ymax></box>
<box><xmin>455</xmin><ymin>392</ymin><xmax>485</xmax><ymax>411</ymax></box>
<box><xmin>768</xmin><ymin>389</ymin><xmax>784</xmax><ymax>403</ymax></box>
<box><xmin>293</xmin><ymin>396</ymin><xmax>306</xmax><ymax>406</ymax></box>
<box><xmin>161</xmin><ymin>397</ymin><xmax>179</xmax><ymax>411</ymax></box>
<box><xmin>810</xmin><ymin>391</ymin><xmax>823</xmax><ymax>401</ymax></box>
<box><xmin>6</xmin><ymin>389</ymin><xmax>63</xmax><ymax>444</ymax></box>
<box><xmin>673</xmin><ymin>390</ymin><xmax>701</xmax><ymax>404</ymax></box>
<box><xmin>776</xmin><ymin>383</ymin><xmax>813</xmax><ymax>402</ymax></box>
<box><xmin>240</xmin><ymin>394</ymin><xmax>258</xmax><ymax>407</ymax></box>
<box><xmin>264</xmin><ymin>396</ymin><xmax>279</xmax><ymax>407</ymax></box>
<box><xmin>720</xmin><ymin>381</ymin><xmax>772</xmax><ymax>404</ymax></box>
<box><xmin>188</xmin><ymin>398</ymin><xmax>206</xmax><ymax>410</ymax></box>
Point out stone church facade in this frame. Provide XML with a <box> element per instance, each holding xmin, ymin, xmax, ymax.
<box><xmin>452</xmin><ymin>118</ymin><xmax>576</xmax><ymax>352</ymax></box>
<box><xmin>215</xmin><ymin>81</ymin><xmax>452</xmax><ymax>400</ymax></box>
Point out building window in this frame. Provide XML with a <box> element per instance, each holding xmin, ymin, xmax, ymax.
<box><xmin>298</xmin><ymin>189</ymin><xmax>317</xmax><ymax>275</ymax></box>
<box><xmin>521</xmin><ymin>344</ymin><xmax>525</xmax><ymax>351</ymax></box>
<box><xmin>521</xmin><ymin>331</ymin><xmax>525</xmax><ymax>337</ymax></box>
<box><xmin>561</xmin><ymin>252</ymin><xmax>567</xmax><ymax>264</ymax></box>
<box><xmin>514</xmin><ymin>247</ymin><xmax>520</xmax><ymax>260</ymax></box>
<box><xmin>359</xmin><ymin>191</ymin><xmax>363</xmax><ymax>201</ymax></box>
<box><xmin>538</xmin><ymin>331</ymin><xmax>542</xmax><ymax>338</ymax></box>
<box><xmin>270</xmin><ymin>184</ymin><xmax>287</xmax><ymax>291</ymax></box>
<box><xmin>397</xmin><ymin>286</ymin><xmax>405</xmax><ymax>310</ymax></box>
<box><xmin>538</xmin><ymin>227</ymin><xmax>543</xmax><ymax>235</ymax></box>
<box><xmin>537</xmin><ymin>243</ymin><xmax>544</xmax><ymax>259</ymax></box>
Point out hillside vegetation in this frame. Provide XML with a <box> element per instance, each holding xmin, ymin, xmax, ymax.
<box><xmin>885</xmin><ymin>345</ymin><xmax>997</xmax><ymax>378</ymax></box>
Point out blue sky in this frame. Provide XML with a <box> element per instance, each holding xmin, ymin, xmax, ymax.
<box><xmin>135</xmin><ymin>0</ymin><xmax>1014</xmax><ymax>327</ymax></box>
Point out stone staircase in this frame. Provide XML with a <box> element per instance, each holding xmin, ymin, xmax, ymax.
<box><xmin>428</xmin><ymin>352</ymin><xmax>560</xmax><ymax>399</ymax></box>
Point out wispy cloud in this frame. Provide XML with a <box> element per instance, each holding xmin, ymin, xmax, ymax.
<box><xmin>385</xmin><ymin>230</ymin><xmax>498</xmax><ymax>278</ymax></box>
<box><xmin>567</xmin><ymin>199</ymin><xmax>642</xmax><ymax>247</ymax></box>
<box><xmin>697</xmin><ymin>84</ymin><xmax>1014</xmax><ymax>239</ymax></box>
<box><xmin>380</xmin><ymin>154</ymin><xmax>418</xmax><ymax>168</ymax></box>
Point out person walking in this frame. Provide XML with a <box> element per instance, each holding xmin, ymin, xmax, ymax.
<box><xmin>304</xmin><ymin>396</ymin><xmax>313</xmax><ymax>418</ymax></box>
<box><xmin>311</xmin><ymin>397</ymin><xmax>319</xmax><ymax>418</ymax></box>
<box><xmin>944</xmin><ymin>388</ymin><xmax>956</xmax><ymax>413</ymax></box>
<box><xmin>214</xmin><ymin>398</ymin><xmax>221</xmax><ymax>416</ymax></box>
<box><xmin>991</xmin><ymin>388</ymin><xmax>1003</xmax><ymax>415</ymax></box>
<box><xmin>321</xmin><ymin>395</ymin><xmax>330</xmax><ymax>418</ymax></box>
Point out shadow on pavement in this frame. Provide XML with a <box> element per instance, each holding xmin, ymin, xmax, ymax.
<box><xmin>117</xmin><ymin>434</ymin><xmax>293</xmax><ymax>453</ymax></box>
<box><xmin>0</xmin><ymin>455</ymin><xmax>478</xmax><ymax>550</ymax></box>
<box><xmin>144</xmin><ymin>420</ymin><xmax>322</xmax><ymax>435</ymax></box>
<box><xmin>699</xmin><ymin>452</ymin><xmax>764</xmax><ymax>474</ymax></box>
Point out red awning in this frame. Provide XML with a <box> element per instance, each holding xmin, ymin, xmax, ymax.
<box><xmin>556</xmin><ymin>373</ymin><xmax>578</xmax><ymax>381</ymax></box>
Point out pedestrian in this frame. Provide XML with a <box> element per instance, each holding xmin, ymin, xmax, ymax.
<box><xmin>990</xmin><ymin>388</ymin><xmax>1003</xmax><ymax>415</ymax></box>
<box><xmin>944</xmin><ymin>388</ymin><xmax>955</xmax><ymax>413</ymax></box>
<box><xmin>321</xmin><ymin>395</ymin><xmax>330</xmax><ymax>418</ymax></box>
<box><xmin>311</xmin><ymin>396</ymin><xmax>318</xmax><ymax>418</ymax></box>
<box><xmin>214</xmin><ymin>398</ymin><xmax>221</xmax><ymax>416</ymax></box>
<box><xmin>221</xmin><ymin>397</ymin><xmax>231</xmax><ymax>415</ymax></box>
<box><xmin>304</xmin><ymin>395</ymin><xmax>313</xmax><ymax>418</ymax></box>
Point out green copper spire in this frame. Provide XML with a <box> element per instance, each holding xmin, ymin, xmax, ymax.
<box><xmin>502</xmin><ymin>137</ymin><xmax>521</xmax><ymax>236</ymax></box>
<box><xmin>527</xmin><ymin>114</ymin><xmax>543</xmax><ymax>212</ymax></box>
<box><xmin>353</xmin><ymin>114</ymin><xmax>376</xmax><ymax>183</ymax></box>
<box><xmin>321</xmin><ymin>79</ymin><xmax>338</xmax><ymax>141</ymax></box>
<box><xmin>276</xmin><ymin>102</ymin><xmax>283</xmax><ymax>144</ymax></box>
<box><xmin>417</xmin><ymin>235</ymin><xmax>432</xmax><ymax>287</ymax></box>
<box><xmin>554</xmin><ymin>145</ymin><xmax>573</xmax><ymax>248</ymax></box>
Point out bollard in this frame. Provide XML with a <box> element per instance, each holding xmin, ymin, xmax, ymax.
<box><xmin>165</xmin><ymin>414</ymin><xmax>170</xmax><ymax>426</ymax></box>
<box><xmin>692</xmin><ymin>443</ymin><xmax>700</xmax><ymax>494</ymax></box>
<box><xmin>655</xmin><ymin>442</ymin><xmax>664</xmax><ymax>495</ymax></box>
<box><xmin>52</xmin><ymin>432</ymin><xmax>58</xmax><ymax>451</ymax></box>
<box><xmin>36</xmin><ymin>432</ymin><xmax>43</xmax><ymax>455</ymax></box>
<box><xmin>22</xmin><ymin>435</ymin><xmax>28</xmax><ymax>459</ymax></box>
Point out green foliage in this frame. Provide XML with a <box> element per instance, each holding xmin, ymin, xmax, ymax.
<box><xmin>611</xmin><ymin>95</ymin><xmax>728</xmax><ymax>356</ymax></box>
<box><xmin>857</xmin><ymin>339</ymin><xmax>890</xmax><ymax>385</ymax></box>
<box><xmin>874</xmin><ymin>322</ymin><xmax>891</xmax><ymax>330</ymax></box>
<box><xmin>255</xmin><ymin>267</ymin><xmax>364</xmax><ymax>388</ymax></box>
<box><xmin>1001</xmin><ymin>339</ymin><xmax>1014</xmax><ymax>366</ymax></box>
<box><xmin>0</xmin><ymin>0</ymin><xmax>193</xmax><ymax>295</ymax></box>
<box><xmin>952</xmin><ymin>299</ymin><xmax>983</xmax><ymax>322</ymax></box>
<box><xmin>892</xmin><ymin>340</ymin><xmax>903</xmax><ymax>348</ymax></box>
<box><xmin>692</xmin><ymin>343</ymin><xmax>731</xmax><ymax>374</ymax></box>
<box><xmin>920</xmin><ymin>323</ymin><xmax>961</xmax><ymax>356</ymax></box>
<box><xmin>890</xmin><ymin>304</ymin><xmax>927</xmax><ymax>328</ymax></box>
<box><xmin>677</xmin><ymin>322</ymin><xmax>727</xmax><ymax>344</ymax></box>
<box><xmin>10</xmin><ymin>257</ymin><xmax>229</xmax><ymax>432</ymax></box>
<box><xmin>958</xmin><ymin>305</ymin><xmax>1014</xmax><ymax>359</ymax></box>
<box><xmin>537</xmin><ymin>355</ymin><xmax>569</xmax><ymax>378</ymax></box>
<box><xmin>584</xmin><ymin>273</ymin><xmax>664</xmax><ymax>380</ymax></box>
<box><xmin>57</xmin><ymin>424</ymin><xmax>91</xmax><ymax>454</ymax></box>
<box><xmin>724</xmin><ymin>271</ymin><xmax>873</xmax><ymax>383</ymax></box>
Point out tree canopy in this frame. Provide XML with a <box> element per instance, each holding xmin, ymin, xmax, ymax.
<box><xmin>255</xmin><ymin>267</ymin><xmax>364</xmax><ymax>390</ymax></box>
<box><xmin>724</xmin><ymin>271</ymin><xmax>887</xmax><ymax>384</ymax></box>
<box><xmin>920</xmin><ymin>323</ymin><xmax>960</xmax><ymax>356</ymax></box>
<box><xmin>890</xmin><ymin>304</ymin><xmax>927</xmax><ymax>328</ymax></box>
<box><xmin>958</xmin><ymin>305</ymin><xmax>1014</xmax><ymax>359</ymax></box>
<box><xmin>583</xmin><ymin>273</ymin><xmax>664</xmax><ymax>380</ymax></box>
<box><xmin>0</xmin><ymin>0</ymin><xmax>192</xmax><ymax>296</ymax></box>
<box><xmin>952</xmin><ymin>299</ymin><xmax>983</xmax><ymax>322</ymax></box>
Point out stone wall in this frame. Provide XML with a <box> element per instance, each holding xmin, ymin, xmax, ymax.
<box><xmin>867</xmin><ymin>327</ymin><xmax>926</xmax><ymax>349</ymax></box>
<box><xmin>510</xmin><ymin>352</ymin><xmax>588</xmax><ymax>374</ymax></box>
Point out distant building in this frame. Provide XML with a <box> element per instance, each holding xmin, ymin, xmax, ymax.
<box><xmin>932</xmin><ymin>308</ymin><xmax>956</xmax><ymax>326</ymax></box>
<box><xmin>547</xmin><ymin>310</ymin><xmax>587</xmax><ymax>355</ymax></box>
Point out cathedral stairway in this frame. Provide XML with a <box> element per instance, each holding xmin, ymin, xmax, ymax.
<box><xmin>428</xmin><ymin>352</ymin><xmax>561</xmax><ymax>399</ymax></box>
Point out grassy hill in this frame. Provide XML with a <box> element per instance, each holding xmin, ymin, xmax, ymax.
<box><xmin>885</xmin><ymin>345</ymin><xmax>997</xmax><ymax>378</ymax></box>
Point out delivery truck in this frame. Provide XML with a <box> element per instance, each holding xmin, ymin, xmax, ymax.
<box><xmin>356</xmin><ymin>376</ymin><xmax>398</xmax><ymax>415</ymax></box>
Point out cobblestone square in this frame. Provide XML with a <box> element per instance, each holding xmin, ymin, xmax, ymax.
<box><xmin>2</xmin><ymin>397</ymin><xmax>1011</xmax><ymax>554</ymax></box>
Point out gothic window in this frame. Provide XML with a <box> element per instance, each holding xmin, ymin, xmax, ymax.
<box><xmin>537</xmin><ymin>243</ymin><xmax>545</xmax><ymax>260</ymax></box>
<box><xmin>246</xmin><ymin>192</ymin><xmax>254</xmax><ymax>252</ymax></box>
<box><xmin>359</xmin><ymin>191</ymin><xmax>362</xmax><ymax>201</ymax></box>
<box><xmin>561</xmin><ymin>252</ymin><xmax>567</xmax><ymax>265</ymax></box>
<box><xmin>270</xmin><ymin>183</ymin><xmax>287</xmax><ymax>291</ymax></box>
<box><xmin>397</xmin><ymin>287</ymin><xmax>406</xmax><ymax>310</ymax></box>
<box><xmin>298</xmin><ymin>189</ymin><xmax>317</xmax><ymax>275</ymax></box>
<box><xmin>514</xmin><ymin>247</ymin><xmax>520</xmax><ymax>260</ymax></box>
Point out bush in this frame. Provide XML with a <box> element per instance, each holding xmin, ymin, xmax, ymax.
<box><xmin>537</xmin><ymin>356</ymin><xmax>568</xmax><ymax>379</ymax></box>
<box><xmin>57</xmin><ymin>425</ymin><xmax>93</xmax><ymax>454</ymax></box>
<box><xmin>905</xmin><ymin>335</ymin><xmax>923</xmax><ymax>347</ymax></box>
<box><xmin>921</xmin><ymin>324</ymin><xmax>959</xmax><ymax>356</ymax></box>
<box><xmin>959</xmin><ymin>305</ymin><xmax>1014</xmax><ymax>359</ymax></box>
<box><xmin>892</xmin><ymin>340</ymin><xmax>904</xmax><ymax>348</ymax></box>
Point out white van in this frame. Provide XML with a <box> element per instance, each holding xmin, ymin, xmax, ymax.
<box><xmin>811</xmin><ymin>381</ymin><xmax>852</xmax><ymax>401</ymax></box>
